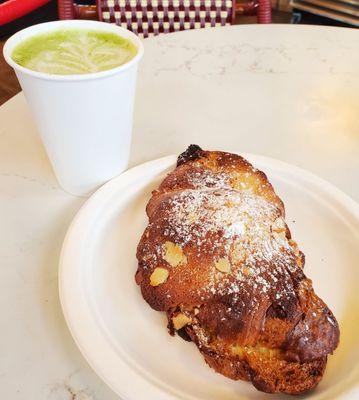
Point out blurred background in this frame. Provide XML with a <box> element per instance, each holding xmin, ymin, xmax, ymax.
<box><xmin>0</xmin><ymin>0</ymin><xmax>358</xmax><ymax>104</ymax></box>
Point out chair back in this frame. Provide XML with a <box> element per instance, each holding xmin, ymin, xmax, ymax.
<box><xmin>98</xmin><ymin>0</ymin><xmax>234</xmax><ymax>37</ymax></box>
<box><xmin>58</xmin><ymin>1</ymin><xmax>271</xmax><ymax>35</ymax></box>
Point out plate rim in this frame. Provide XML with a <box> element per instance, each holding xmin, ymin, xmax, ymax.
<box><xmin>59</xmin><ymin>153</ymin><xmax>359</xmax><ymax>400</ymax></box>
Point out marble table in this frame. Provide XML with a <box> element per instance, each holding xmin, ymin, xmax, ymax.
<box><xmin>1</xmin><ymin>25</ymin><xmax>358</xmax><ymax>399</ymax></box>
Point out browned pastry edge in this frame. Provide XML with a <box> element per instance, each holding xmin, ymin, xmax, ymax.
<box><xmin>176</xmin><ymin>144</ymin><xmax>203</xmax><ymax>166</ymax></box>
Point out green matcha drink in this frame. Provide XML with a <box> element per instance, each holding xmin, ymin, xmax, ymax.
<box><xmin>12</xmin><ymin>29</ymin><xmax>137</xmax><ymax>75</ymax></box>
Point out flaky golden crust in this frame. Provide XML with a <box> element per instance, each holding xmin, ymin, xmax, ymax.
<box><xmin>135</xmin><ymin>146</ymin><xmax>339</xmax><ymax>394</ymax></box>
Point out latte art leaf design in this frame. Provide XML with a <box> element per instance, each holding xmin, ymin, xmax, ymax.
<box><xmin>12</xmin><ymin>29</ymin><xmax>137</xmax><ymax>75</ymax></box>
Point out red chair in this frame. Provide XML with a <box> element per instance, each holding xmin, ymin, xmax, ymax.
<box><xmin>58</xmin><ymin>1</ymin><xmax>272</xmax><ymax>37</ymax></box>
<box><xmin>0</xmin><ymin>0</ymin><xmax>51</xmax><ymax>25</ymax></box>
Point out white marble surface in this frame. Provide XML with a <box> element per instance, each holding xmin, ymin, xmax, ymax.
<box><xmin>0</xmin><ymin>25</ymin><xmax>358</xmax><ymax>399</ymax></box>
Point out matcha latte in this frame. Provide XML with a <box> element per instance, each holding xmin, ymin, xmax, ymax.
<box><xmin>12</xmin><ymin>29</ymin><xmax>137</xmax><ymax>75</ymax></box>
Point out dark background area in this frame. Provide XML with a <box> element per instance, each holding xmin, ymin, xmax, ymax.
<box><xmin>0</xmin><ymin>1</ymin><xmax>98</xmax><ymax>39</ymax></box>
<box><xmin>0</xmin><ymin>0</ymin><xmax>58</xmax><ymax>39</ymax></box>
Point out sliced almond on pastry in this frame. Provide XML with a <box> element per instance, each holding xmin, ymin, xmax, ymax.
<box><xmin>272</xmin><ymin>217</ymin><xmax>287</xmax><ymax>241</ymax></box>
<box><xmin>150</xmin><ymin>267</ymin><xmax>169</xmax><ymax>286</ymax></box>
<box><xmin>163</xmin><ymin>241</ymin><xmax>187</xmax><ymax>267</ymax></box>
<box><xmin>215</xmin><ymin>257</ymin><xmax>231</xmax><ymax>273</ymax></box>
<box><xmin>172</xmin><ymin>313</ymin><xmax>192</xmax><ymax>330</ymax></box>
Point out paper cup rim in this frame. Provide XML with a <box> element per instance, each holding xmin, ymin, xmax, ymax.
<box><xmin>3</xmin><ymin>20</ymin><xmax>144</xmax><ymax>81</ymax></box>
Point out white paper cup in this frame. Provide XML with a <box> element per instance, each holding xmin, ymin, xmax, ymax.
<box><xmin>3</xmin><ymin>20</ymin><xmax>144</xmax><ymax>196</ymax></box>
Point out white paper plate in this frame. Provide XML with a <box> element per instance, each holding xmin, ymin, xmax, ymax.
<box><xmin>59</xmin><ymin>154</ymin><xmax>359</xmax><ymax>400</ymax></box>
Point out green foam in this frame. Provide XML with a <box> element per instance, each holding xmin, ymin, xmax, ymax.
<box><xmin>12</xmin><ymin>29</ymin><xmax>137</xmax><ymax>75</ymax></box>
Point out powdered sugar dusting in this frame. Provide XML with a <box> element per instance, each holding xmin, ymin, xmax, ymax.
<box><xmin>165</xmin><ymin>189</ymin><xmax>278</xmax><ymax>246</ymax></box>
<box><xmin>156</xmin><ymin>182</ymin><xmax>295</xmax><ymax>301</ymax></box>
<box><xmin>187</xmin><ymin>170</ymin><xmax>230</xmax><ymax>190</ymax></box>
